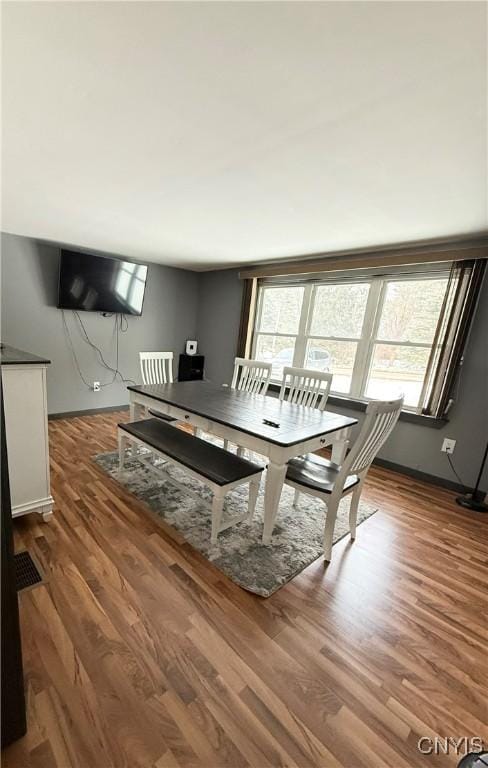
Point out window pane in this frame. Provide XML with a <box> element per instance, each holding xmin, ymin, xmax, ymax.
<box><xmin>305</xmin><ymin>338</ymin><xmax>357</xmax><ymax>394</ymax></box>
<box><xmin>377</xmin><ymin>278</ymin><xmax>448</xmax><ymax>343</ymax></box>
<box><xmin>258</xmin><ymin>287</ymin><xmax>304</xmax><ymax>335</ymax></box>
<box><xmin>310</xmin><ymin>283</ymin><xmax>369</xmax><ymax>338</ymax></box>
<box><xmin>255</xmin><ymin>334</ymin><xmax>296</xmax><ymax>380</ymax></box>
<box><xmin>365</xmin><ymin>344</ymin><xmax>431</xmax><ymax>407</ymax></box>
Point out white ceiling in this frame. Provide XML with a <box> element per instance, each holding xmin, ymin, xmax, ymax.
<box><xmin>2</xmin><ymin>1</ymin><xmax>487</xmax><ymax>271</ymax></box>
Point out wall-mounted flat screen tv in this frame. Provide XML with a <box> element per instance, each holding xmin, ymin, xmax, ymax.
<box><xmin>58</xmin><ymin>250</ymin><xmax>148</xmax><ymax>315</ymax></box>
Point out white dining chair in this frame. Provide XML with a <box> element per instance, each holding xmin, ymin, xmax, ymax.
<box><xmin>284</xmin><ymin>396</ymin><xmax>403</xmax><ymax>561</ymax></box>
<box><xmin>138</xmin><ymin>351</ymin><xmax>178</xmax><ymax>425</ymax></box>
<box><xmin>223</xmin><ymin>358</ymin><xmax>272</xmax><ymax>455</ymax></box>
<box><xmin>139</xmin><ymin>351</ymin><xmax>174</xmax><ymax>385</ymax></box>
<box><xmin>231</xmin><ymin>357</ymin><xmax>272</xmax><ymax>395</ymax></box>
<box><xmin>279</xmin><ymin>366</ymin><xmax>333</xmax><ymax>410</ymax></box>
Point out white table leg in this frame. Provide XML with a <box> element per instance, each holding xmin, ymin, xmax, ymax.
<box><xmin>262</xmin><ymin>461</ymin><xmax>287</xmax><ymax>544</ymax></box>
<box><xmin>331</xmin><ymin>438</ymin><xmax>348</xmax><ymax>465</ymax></box>
<box><xmin>128</xmin><ymin>396</ymin><xmax>144</xmax><ymax>455</ymax></box>
<box><xmin>129</xmin><ymin>396</ymin><xmax>144</xmax><ymax>423</ymax></box>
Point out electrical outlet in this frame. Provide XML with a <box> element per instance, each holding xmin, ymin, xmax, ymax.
<box><xmin>441</xmin><ymin>438</ymin><xmax>456</xmax><ymax>454</ymax></box>
<box><xmin>93</xmin><ymin>381</ymin><xmax>101</xmax><ymax>392</ymax></box>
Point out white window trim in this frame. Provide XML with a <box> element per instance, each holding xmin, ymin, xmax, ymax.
<box><xmin>252</xmin><ymin>270</ymin><xmax>450</xmax><ymax>413</ymax></box>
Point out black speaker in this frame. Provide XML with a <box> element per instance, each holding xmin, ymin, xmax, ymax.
<box><xmin>178</xmin><ymin>353</ymin><xmax>204</xmax><ymax>382</ymax></box>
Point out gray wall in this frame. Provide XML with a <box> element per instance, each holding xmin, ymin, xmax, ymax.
<box><xmin>197</xmin><ymin>269</ymin><xmax>243</xmax><ymax>387</ymax></box>
<box><xmin>196</xmin><ymin>267</ymin><xmax>488</xmax><ymax>490</ymax></box>
<box><xmin>1</xmin><ymin>233</ymin><xmax>199</xmax><ymax>413</ymax></box>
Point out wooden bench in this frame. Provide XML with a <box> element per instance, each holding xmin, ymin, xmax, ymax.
<box><xmin>118</xmin><ymin>419</ymin><xmax>264</xmax><ymax>543</ymax></box>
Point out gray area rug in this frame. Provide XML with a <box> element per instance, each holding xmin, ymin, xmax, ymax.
<box><xmin>94</xmin><ymin>446</ymin><xmax>377</xmax><ymax>597</ymax></box>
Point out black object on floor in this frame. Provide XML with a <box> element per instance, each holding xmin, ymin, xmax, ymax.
<box><xmin>178</xmin><ymin>353</ymin><xmax>204</xmax><ymax>382</ymax></box>
<box><xmin>456</xmin><ymin>440</ymin><xmax>488</xmax><ymax>512</ymax></box>
<box><xmin>14</xmin><ymin>551</ymin><xmax>43</xmax><ymax>592</ymax></box>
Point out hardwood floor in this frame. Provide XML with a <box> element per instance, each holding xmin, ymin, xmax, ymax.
<box><xmin>3</xmin><ymin>411</ymin><xmax>487</xmax><ymax>768</ymax></box>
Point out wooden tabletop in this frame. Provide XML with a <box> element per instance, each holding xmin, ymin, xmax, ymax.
<box><xmin>128</xmin><ymin>381</ymin><xmax>357</xmax><ymax>447</ymax></box>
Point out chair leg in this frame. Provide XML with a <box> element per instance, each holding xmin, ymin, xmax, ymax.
<box><xmin>349</xmin><ymin>480</ymin><xmax>364</xmax><ymax>540</ymax></box>
<box><xmin>293</xmin><ymin>488</ymin><xmax>300</xmax><ymax>507</ymax></box>
<box><xmin>236</xmin><ymin>446</ymin><xmax>245</xmax><ymax>458</ymax></box>
<box><xmin>323</xmin><ymin>495</ymin><xmax>340</xmax><ymax>561</ymax></box>
<box><xmin>247</xmin><ymin>477</ymin><xmax>261</xmax><ymax>522</ymax></box>
<box><xmin>223</xmin><ymin>439</ymin><xmax>229</xmax><ymax>451</ymax></box>
<box><xmin>211</xmin><ymin>491</ymin><xmax>225</xmax><ymax>544</ymax></box>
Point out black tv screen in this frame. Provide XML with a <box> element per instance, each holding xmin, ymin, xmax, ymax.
<box><xmin>58</xmin><ymin>250</ymin><xmax>147</xmax><ymax>315</ymax></box>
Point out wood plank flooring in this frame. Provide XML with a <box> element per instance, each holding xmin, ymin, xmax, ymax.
<box><xmin>3</xmin><ymin>410</ymin><xmax>487</xmax><ymax>768</ymax></box>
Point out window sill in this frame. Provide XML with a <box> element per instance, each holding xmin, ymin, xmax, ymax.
<box><xmin>267</xmin><ymin>384</ymin><xmax>448</xmax><ymax>429</ymax></box>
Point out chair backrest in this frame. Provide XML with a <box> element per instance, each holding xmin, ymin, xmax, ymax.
<box><xmin>231</xmin><ymin>357</ymin><xmax>272</xmax><ymax>395</ymax></box>
<box><xmin>279</xmin><ymin>366</ymin><xmax>333</xmax><ymax>411</ymax></box>
<box><xmin>139</xmin><ymin>351</ymin><xmax>174</xmax><ymax>385</ymax></box>
<box><xmin>340</xmin><ymin>395</ymin><xmax>403</xmax><ymax>479</ymax></box>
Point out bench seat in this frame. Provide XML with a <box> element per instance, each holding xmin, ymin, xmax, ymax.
<box><xmin>119</xmin><ymin>418</ymin><xmax>263</xmax><ymax>484</ymax></box>
<box><xmin>117</xmin><ymin>418</ymin><xmax>264</xmax><ymax>543</ymax></box>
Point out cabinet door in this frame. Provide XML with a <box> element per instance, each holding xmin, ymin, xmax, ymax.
<box><xmin>2</xmin><ymin>365</ymin><xmax>51</xmax><ymax>514</ymax></box>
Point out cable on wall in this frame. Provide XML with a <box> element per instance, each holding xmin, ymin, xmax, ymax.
<box><xmin>62</xmin><ymin>310</ymin><xmax>93</xmax><ymax>389</ymax></box>
<box><xmin>62</xmin><ymin>310</ymin><xmax>136</xmax><ymax>389</ymax></box>
<box><xmin>446</xmin><ymin>453</ymin><xmax>469</xmax><ymax>494</ymax></box>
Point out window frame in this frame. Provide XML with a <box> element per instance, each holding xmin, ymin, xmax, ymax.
<box><xmin>252</xmin><ymin>283</ymin><xmax>306</xmax><ymax>375</ymax></box>
<box><xmin>251</xmin><ymin>270</ymin><xmax>451</xmax><ymax>413</ymax></box>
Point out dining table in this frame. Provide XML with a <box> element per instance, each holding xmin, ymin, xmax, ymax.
<box><xmin>127</xmin><ymin>380</ymin><xmax>358</xmax><ymax>542</ymax></box>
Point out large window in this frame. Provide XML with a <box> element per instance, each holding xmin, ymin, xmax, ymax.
<box><xmin>252</xmin><ymin>273</ymin><xmax>450</xmax><ymax>411</ymax></box>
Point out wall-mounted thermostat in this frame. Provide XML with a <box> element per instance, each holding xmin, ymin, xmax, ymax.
<box><xmin>186</xmin><ymin>340</ymin><xmax>198</xmax><ymax>356</ymax></box>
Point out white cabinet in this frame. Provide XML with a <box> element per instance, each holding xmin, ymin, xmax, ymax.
<box><xmin>2</xmin><ymin>361</ymin><xmax>53</xmax><ymax>521</ymax></box>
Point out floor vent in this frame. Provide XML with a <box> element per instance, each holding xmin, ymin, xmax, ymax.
<box><xmin>14</xmin><ymin>551</ymin><xmax>43</xmax><ymax>592</ymax></box>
